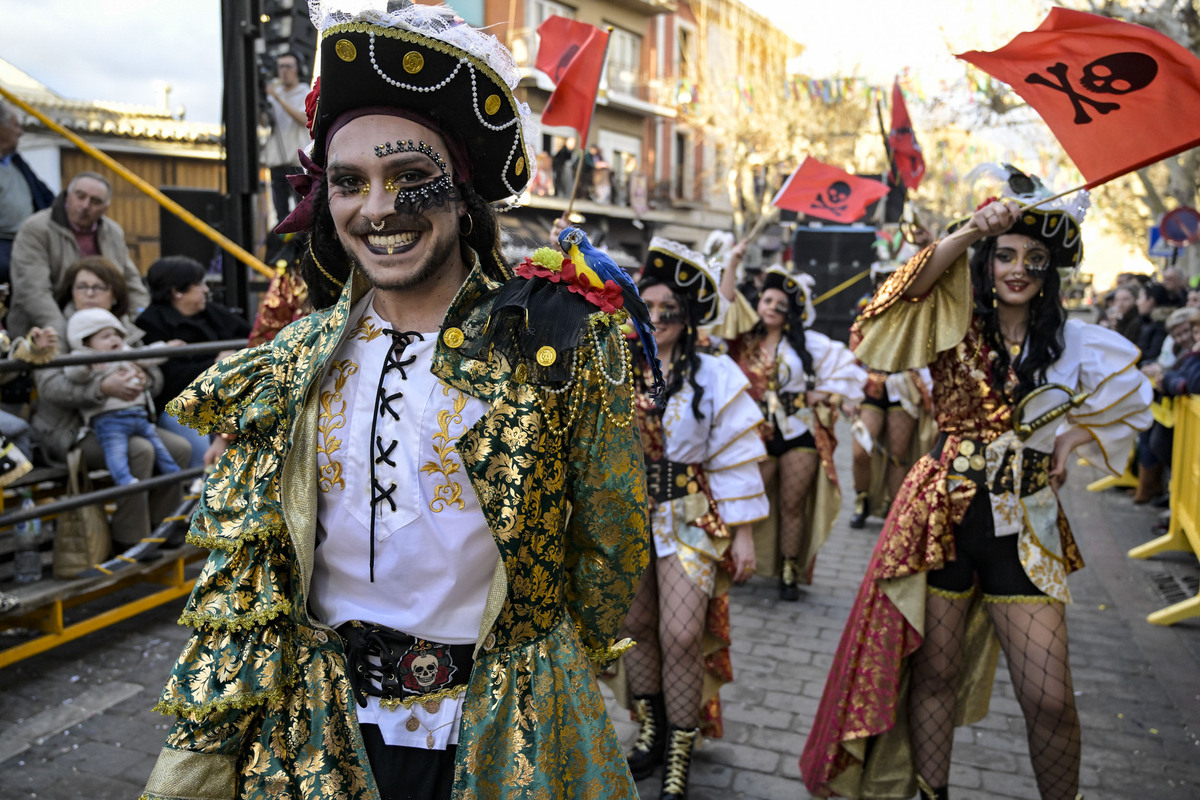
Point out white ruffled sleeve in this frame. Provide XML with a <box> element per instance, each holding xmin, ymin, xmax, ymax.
<box><xmin>806</xmin><ymin>331</ymin><xmax>867</xmax><ymax>403</ymax></box>
<box><xmin>702</xmin><ymin>355</ymin><xmax>769</xmax><ymax>527</ymax></box>
<box><xmin>1066</xmin><ymin>320</ymin><xmax>1153</xmax><ymax>475</ymax></box>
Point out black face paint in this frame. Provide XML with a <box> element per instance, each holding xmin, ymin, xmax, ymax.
<box><xmin>656</xmin><ymin>309</ymin><xmax>686</xmax><ymax>326</ymax></box>
<box><xmin>375</xmin><ymin>139</ymin><xmax>462</xmax><ymax>216</ymax></box>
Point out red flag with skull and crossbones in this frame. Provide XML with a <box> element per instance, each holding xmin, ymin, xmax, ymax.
<box><xmin>772</xmin><ymin>158</ymin><xmax>891</xmax><ymax>224</ymax></box>
<box><xmin>957</xmin><ymin>7</ymin><xmax>1200</xmax><ymax>189</ymax></box>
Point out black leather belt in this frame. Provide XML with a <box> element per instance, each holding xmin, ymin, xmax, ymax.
<box><xmin>934</xmin><ymin>433</ymin><xmax>1051</xmax><ymax>499</ymax></box>
<box><xmin>336</xmin><ymin>621</ymin><xmax>474</xmax><ymax>709</ymax></box>
<box><xmin>644</xmin><ymin>458</ymin><xmax>696</xmax><ymax>503</ymax></box>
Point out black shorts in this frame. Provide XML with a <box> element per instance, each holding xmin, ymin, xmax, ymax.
<box><xmin>925</xmin><ymin>486</ymin><xmax>1046</xmax><ymax>599</ymax></box>
<box><xmin>766</xmin><ymin>427</ymin><xmax>816</xmax><ymax>457</ymax></box>
<box><xmin>862</xmin><ymin>393</ymin><xmax>901</xmax><ymax>412</ymax></box>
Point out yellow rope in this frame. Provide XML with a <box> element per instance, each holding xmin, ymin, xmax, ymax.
<box><xmin>0</xmin><ymin>85</ymin><xmax>273</xmax><ymax>279</ymax></box>
<box><xmin>813</xmin><ymin>268</ymin><xmax>870</xmax><ymax>306</ymax></box>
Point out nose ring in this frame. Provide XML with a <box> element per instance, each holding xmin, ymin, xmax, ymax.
<box><xmin>370</xmin><ymin>219</ymin><xmax>386</xmax><ymax>232</ymax></box>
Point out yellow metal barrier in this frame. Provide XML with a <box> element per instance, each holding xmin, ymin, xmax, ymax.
<box><xmin>1128</xmin><ymin>395</ymin><xmax>1200</xmax><ymax>625</ymax></box>
<box><xmin>0</xmin><ymin>546</ymin><xmax>206</xmax><ymax>669</ymax></box>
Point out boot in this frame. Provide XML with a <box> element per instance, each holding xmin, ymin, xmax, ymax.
<box><xmin>779</xmin><ymin>557</ymin><xmax>800</xmax><ymax>602</ymax></box>
<box><xmin>916</xmin><ymin>776</ymin><xmax>948</xmax><ymax>800</ymax></box>
<box><xmin>849</xmin><ymin>491</ymin><xmax>868</xmax><ymax>528</ymax></box>
<box><xmin>1133</xmin><ymin>463</ymin><xmax>1163</xmax><ymax>504</ymax></box>
<box><xmin>626</xmin><ymin>693</ymin><xmax>667</xmax><ymax>780</ymax></box>
<box><xmin>660</xmin><ymin>725</ymin><xmax>698</xmax><ymax>800</ymax></box>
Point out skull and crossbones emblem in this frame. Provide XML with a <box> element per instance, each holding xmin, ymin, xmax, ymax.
<box><xmin>399</xmin><ymin>644</ymin><xmax>457</xmax><ymax>693</ymax></box>
<box><xmin>1024</xmin><ymin>51</ymin><xmax>1158</xmax><ymax>124</ymax></box>
<box><xmin>812</xmin><ymin>180</ymin><xmax>852</xmax><ymax>215</ymax></box>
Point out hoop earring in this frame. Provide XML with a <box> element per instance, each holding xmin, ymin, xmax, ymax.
<box><xmin>459</xmin><ymin>213</ymin><xmax>474</xmax><ymax>236</ymax></box>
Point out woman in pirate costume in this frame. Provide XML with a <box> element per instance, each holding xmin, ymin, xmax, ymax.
<box><xmin>615</xmin><ymin>237</ymin><xmax>767</xmax><ymax>800</ymax></box>
<box><xmin>142</xmin><ymin>3</ymin><xmax>649</xmax><ymax>800</ymax></box>
<box><xmin>722</xmin><ymin>267</ymin><xmax>865</xmax><ymax>600</ymax></box>
<box><xmin>849</xmin><ymin>248</ymin><xmax>936</xmax><ymax>530</ymax></box>
<box><xmin>800</xmin><ymin>166</ymin><xmax>1152</xmax><ymax>800</ymax></box>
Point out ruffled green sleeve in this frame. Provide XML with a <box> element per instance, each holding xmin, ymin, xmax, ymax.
<box><xmin>147</xmin><ymin>342</ymin><xmax>298</xmax><ymax>800</ymax></box>
<box><xmin>563</xmin><ymin>316</ymin><xmax>651</xmax><ymax>668</ymax></box>
<box><xmin>854</xmin><ymin>243</ymin><xmax>972</xmax><ymax>372</ymax></box>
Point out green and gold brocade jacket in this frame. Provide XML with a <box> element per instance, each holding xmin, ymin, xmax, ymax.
<box><xmin>141</xmin><ymin>258</ymin><xmax>650</xmax><ymax>800</ymax></box>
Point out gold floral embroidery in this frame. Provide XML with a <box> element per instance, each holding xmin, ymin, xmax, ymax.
<box><xmin>350</xmin><ymin>314</ymin><xmax>385</xmax><ymax>342</ymax></box>
<box><xmin>421</xmin><ymin>382</ymin><xmax>468</xmax><ymax>512</ymax></box>
<box><xmin>317</xmin><ymin>359</ymin><xmax>358</xmax><ymax>492</ymax></box>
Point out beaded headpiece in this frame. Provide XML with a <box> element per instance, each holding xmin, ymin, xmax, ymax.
<box><xmin>947</xmin><ymin>163</ymin><xmax>1089</xmax><ymax>271</ymax></box>
<box><xmin>641</xmin><ymin>237</ymin><xmax>724</xmax><ymax>326</ymax></box>
<box><xmin>761</xmin><ymin>267</ymin><xmax>816</xmax><ymax>328</ymax></box>
<box><xmin>306</xmin><ymin>1</ymin><xmax>537</xmax><ymax>205</ymax></box>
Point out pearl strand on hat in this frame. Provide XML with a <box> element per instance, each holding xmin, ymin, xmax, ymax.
<box><xmin>369</xmin><ymin>34</ymin><xmax>464</xmax><ymax>92</ymax></box>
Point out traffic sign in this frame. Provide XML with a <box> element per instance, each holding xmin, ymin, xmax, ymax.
<box><xmin>1148</xmin><ymin>226</ymin><xmax>1177</xmax><ymax>259</ymax></box>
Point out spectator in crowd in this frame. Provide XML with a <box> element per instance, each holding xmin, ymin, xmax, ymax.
<box><xmin>0</xmin><ymin>289</ymin><xmax>57</xmax><ymax>461</ymax></box>
<box><xmin>0</xmin><ymin>100</ymin><xmax>53</xmax><ymax>286</ymax></box>
<box><xmin>1153</xmin><ymin>313</ymin><xmax>1200</xmax><ymax>398</ymax></box>
<box><xmin>65</xmin><ymin>308</ymin><xmax>181</xmax><ymax>486</ymax></box>
<box><xmin>9</xmin><ymin>171</ymin><xmax>149</xmax><ymax>337</ymax></box>
<box><xmin>1156</xmin><ymin>306</ymin><xmax>1199</xmax><ymax>369</ymax></box>
<box><xmin>552</xmin><ymin>136</ymin><xmax>579</xmax><ymax>197</ymax></box>
<box><xmin>1108</xmin><ymin>283</ymin><xmax>1140</xmax><ymax>344</ymax></box>
<box><xmin>1188</xmin><ymin>287</ymin><xmax>1200</xmax><ymax>309</ymax></box>
<box><xmin>1161</xmin><ymin>266</ymin><xmax>1188</xmax><ymax>308</ymax></box>
<box><xmin>262</xmin><ymin>52</ymin><xmax>310</xmax><ymax>229</ymax></box>
<box><xmin>135</xmin><ymin>255</ymin><xmax>250</xmax><ymax>467</ymax></box>
<box><xmin>1136</xmin><ymin>281</ymin><xmax>1172</xmax><ymax>367</ymax></box>
<box><xmin>32</xmin><ymin>256</ymin><xmax>190</xmax><ymax>550</ymax></box>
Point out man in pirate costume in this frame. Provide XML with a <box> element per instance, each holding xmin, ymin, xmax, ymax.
<box><xmin>141</xmin><ymin>3</ymin><xmax>649</xmax><ymax>799</ymax></box>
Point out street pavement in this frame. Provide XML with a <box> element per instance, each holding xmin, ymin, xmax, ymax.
<box><xmin>2</xmin><ymin>420</ymin><xmax>1199</xmax><ymax>799</ymax></box>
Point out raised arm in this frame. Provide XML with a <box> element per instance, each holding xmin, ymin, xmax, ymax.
<box><xmin>904</xmin><ymin>199</ymin><xmax>1021</xmax><ymax>299</ymax></box>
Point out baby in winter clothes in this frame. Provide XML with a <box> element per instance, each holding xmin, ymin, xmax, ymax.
<box><xmin>65</xmin><ymin>308</ymin><xmax>180</xmax><ymax>486</ymax></box>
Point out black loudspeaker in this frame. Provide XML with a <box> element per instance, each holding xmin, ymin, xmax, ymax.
<box><xmin>159</xmin><ymin>188</ymin><xmax>226</xmax><ymax>272</ymax></box>
<box><xmin>791</xmin><ymin>226</ymin><xmax>877</xmax><ymax>344</ymax></box>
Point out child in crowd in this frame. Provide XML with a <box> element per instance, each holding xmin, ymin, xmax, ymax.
<box><xmin>65</xmin><ymin>308</ymin><xmax>180</xmax><ymax>486</ymax></box>
<box><xmin>0</xmin><ymin>291</ymin><xmax>59</xmax><ymax>486</ymax></box>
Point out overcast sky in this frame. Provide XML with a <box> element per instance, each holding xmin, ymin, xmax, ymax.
<box><xmin>0</xmin><ymin>0</ymin><xmax>1054</xmax><ymax>126</ymax></box>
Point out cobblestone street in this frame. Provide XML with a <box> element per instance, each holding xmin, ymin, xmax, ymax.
<box><xmin>3</xmin><ymin>422</ymin><xmax>1199</xmax><ymax>799</ymax></box>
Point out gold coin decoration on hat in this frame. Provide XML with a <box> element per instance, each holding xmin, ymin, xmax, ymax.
<box><xmin>515</xmin><ymin>156</ymin><xmax>525</xmax><ymax>175</ymax></box>
<box><xmin>536</xmin><ymin>346</ymin><xmax>557</xmax><ymax>367</ymax></box>
<box><xmin>335</xmin><ymin>39</ymin><xmax>357</xmax><ymax>62</ymax></box>
<box><xmin>403</xmin><ymin>51</ymin><xmax>425</xmax><ymax>74</ymax></box>
<box><xmin>654</xmin><ymin>258</ymin><xmax>664</xmax><ymax>267</ymax></box>
<box><xmin>485</xmin><ymin>95</ymin><xmax>501</xmax><ymax>115</ymax></box>
<box><xmin>679</xmin><ymin>269</ymin><xmax>689</xmax><ymax>280</ymax></box>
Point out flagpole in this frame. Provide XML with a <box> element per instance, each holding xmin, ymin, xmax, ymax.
<box><xmin>562</xmin><ymin>26</ymin><xmax>614</xmax><ymax>224</ymax></box>
<box><xmin>1019</xmin><ymin>181</ymin><xmax>1089</xmax><ymax>212</ymax></box>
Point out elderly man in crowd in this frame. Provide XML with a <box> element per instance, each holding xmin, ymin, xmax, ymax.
<box><xmin>9</xmin><ymin>170</ymin><xmax>149</xmax><ymax>336</ymax></box>
<box><xmin>0</xmin><ymin>101</ymin><xmax>54</xmax><ymax>287</ymax></box>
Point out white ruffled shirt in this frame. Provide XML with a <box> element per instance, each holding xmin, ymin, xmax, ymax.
<box><xmin>310</xmin><ymin>292</ymin><xmax>495</xmax><ymax>750</ymax></box>
<box><xmin>769</xmin><ymin>331</ymin><xmax>866</xmax><ymax>439</ymax></box>
<box><xmin>652</xmin><ymin>354</ymin><xmax>769</xmax><ymax>557</ymax></box>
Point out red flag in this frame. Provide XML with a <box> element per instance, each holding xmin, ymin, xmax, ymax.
<box><xmin>957</xmin><ymin>7</ymin><xmax>1200</xmax><ymax>188</ymax></box>
<box><xmin>536</xmin><ymin>16</ymin><xmax>609</xmax><ymax>135</ymax></box>
<box><xmin>772</xmin><ymin>158</ymin><xmax>890</xmax><ymax>224</ymax></box>
<box><xmin>887</xmin><ymin>79</ymin><xmax>925</xmax><ymax>189</ymax></box>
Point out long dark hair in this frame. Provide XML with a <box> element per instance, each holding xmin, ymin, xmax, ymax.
<box><xmin>970</xmin><ymin>237</ymin><xmax>1066</xmax><ymax>403</ymax></box>
<box><xmin>753</xmin><ymin>298</ymin><xmax>816</xmax><ymax>388</ymax></box>
<box><xmin>301</xmin><ymin>176</ymin><xmax>506</xmax><ymax>311</ymax></box>
<box><xmin>636</xmin><ymin>276</ymin><xmax>706</xmax><ymax>420</ymax></box>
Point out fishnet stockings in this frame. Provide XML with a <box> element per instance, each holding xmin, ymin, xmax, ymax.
<box><xmin>909</xmin><ymin>591</ymin><xmax>971</xmax><ymax>789</ymax></box>
<box><xmin>620</xmin><ymin>555</ymin><xmax>709</xmax><ymax>728</ymax></box>
<box><xmin>884</xmin><ymin>407</ymin><xmax>916</xmax><ymax>499</ymax></box>
<box><xmin>988</xmin><ymin>601</ymin><xmax>1080</xmax><ymax>800</ymax></box>
<box><xmin>775</xmin><ymin>448</ymin><xmax>819</xmax><ymax>559</ymax></box>
<box><xmin>851</xmin><ymin>407</ymin><xmax>885</xmax><ymax>493</ymax></box>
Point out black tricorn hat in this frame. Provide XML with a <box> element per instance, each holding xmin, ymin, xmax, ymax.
<box><xmin>310</xmin><ymin>5</ymin><xmax>535</xmax><ymax>204</ymax></box>
<box><xmin>641</xmin><ymin>237</ymin><xmax>723</xmax><ymax>326</ymax></box>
